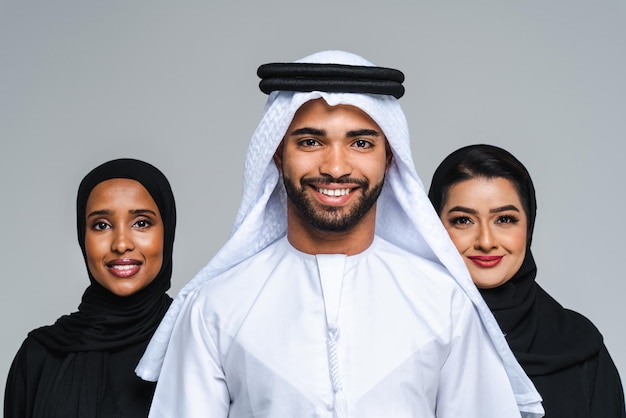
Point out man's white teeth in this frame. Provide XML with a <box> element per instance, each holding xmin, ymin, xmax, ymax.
<box><xmin>318</xmin><ymin>187</ymin><xmax>350</xmax><ymax>196</ymax></box>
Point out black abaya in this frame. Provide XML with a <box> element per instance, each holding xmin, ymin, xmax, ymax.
<box><xmin>4</xmin><ymin>159</ymin><xmax>176</xmax><ymax>418</ymax></box>
<box><xmin>428</xmin><ymin>144</ymin><xmax>625</xmax><ymax>417</ymax></box>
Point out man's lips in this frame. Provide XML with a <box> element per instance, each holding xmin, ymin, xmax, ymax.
<box><xmin>316</xmin><ymin>186</ymin><xmax>353</xmax><ymax>196</ymax></box>
<box><xmin>106</xmin><ymin>259</ymin><xmax>142</xmax><ymax>278</ymax></box>
<box><xmin>467</xmin><ymin>255</ymin><xmax>503</xmax><ymax>268</ymax></box>
<box><xmin>306</xmin><ymin>183</ymin><xmax>359</xmax><ymax>206</ymax></box>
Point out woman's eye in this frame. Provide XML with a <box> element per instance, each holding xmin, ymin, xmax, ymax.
<box><xmin>134</xmin><ymin>219</ymin><xmax>153</xmax><ymax>229</ymax></box>
<box><xmin>450</xmin><ymin>216</ymin><xmax>472</xmax><ymax>225</ymax></box>
<box><xmin>93</xmin><ymin>222</ymin><xmax>110</xmax><ymax>231</ymax></box>
<box><xmin>496</xmin><ymin>215</ymin><xmax>519</xmax><ymax>224</ymax></box>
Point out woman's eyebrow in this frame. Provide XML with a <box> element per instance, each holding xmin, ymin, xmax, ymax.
<box><xmin>490</xmin><ymin>205</ymin><xmax>520</xmax><ymax>213</ymax></box>
<box><xmin>87</xmin><ymin>209</ymin><xmax>157</xmax><ymax>218</ymax></box>
<box><xmin>446</xmin><ymin>206</ymin><xmax>477</xmax><ymax>215</ymax></box>
<box><xmin>87</xmin><ymin>209</ymin><xmax>111</xmax><ymax>218</ymax></box>
<box><xmin>130</xmin><ymin>209</ymin><xmax>158</xmax><ymax>216</ymax></box>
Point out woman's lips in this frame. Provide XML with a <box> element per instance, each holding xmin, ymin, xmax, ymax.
<box><xmin>106</xmin><ymin>259</ymin><xmax>142</xmax><ymax>278</ymax></box>
<box><xmin>467</xmin><ymin>255</ymin><xmax>503</xmax><ymax>268</ymax></box>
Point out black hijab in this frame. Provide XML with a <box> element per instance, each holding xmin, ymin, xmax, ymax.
<box><xmin>428</xmin><ymin>144</ymin><xmax>602</xmax><ymax>377</ymax></box>
<box><xmin>27</xmin><ymin>158</ymin><xmax>175</xmax><ymax>416</ymax></box>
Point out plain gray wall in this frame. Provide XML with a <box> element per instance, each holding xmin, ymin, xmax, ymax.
<box><xmin>2</xmin><ymin>0</ymin><xmax>625</xmax><ymax>407</ymax></box>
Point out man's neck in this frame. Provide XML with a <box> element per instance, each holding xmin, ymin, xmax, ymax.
<box><xmin>286</xmin><ymin>209</ymin><xmax>377</xmax><ymax>256</ymax></box>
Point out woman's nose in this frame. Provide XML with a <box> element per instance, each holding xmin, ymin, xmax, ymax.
<box><xmin>475</xmin><ymin>223</ymin><xmax>496</xmax><ymax>251</ymax></box>
<box><xmin>111</xmin><ymin>227</ymin><xmax>134</xmax><ymax>253</ymax></box>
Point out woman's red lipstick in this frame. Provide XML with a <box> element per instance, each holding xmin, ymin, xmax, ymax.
<box><xmin>106</xmin><ymin>259</ymin><xmax>142</xmax><ymax>278</ymax></box>
<box><xmin>467</xmin><ymin>255</ymin><xmax>503</xmax><ymax>268</ymax></box>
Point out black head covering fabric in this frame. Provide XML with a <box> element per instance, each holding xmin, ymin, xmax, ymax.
<box><xmin>10</xmin><ymin>158</ymin><xmax>175</xmax><ymax>417</ymax></box>
<box><xmin>428</xmin><ymin>144</ymin><xmax>625</xmax><ymax>417</ymax></box>
<box><xmin>257</xmin><ymin>62</ymin><xmax>405</xmax><ymax>98</ymax></box>
<box><xmin>32</xmin><ymin>158</ymin><xmax>175</xmax><ymax>351</ymax></box>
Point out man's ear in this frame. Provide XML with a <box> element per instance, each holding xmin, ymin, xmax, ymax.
<box><xmin>385</xmin><ymin>140</ymin><xmax>393</xmax><ymax>173</ymax></box>
<box><xmin>273</xmin><ymin>140</ymin><xmax>284</xmax><ymax>172</ymax></box>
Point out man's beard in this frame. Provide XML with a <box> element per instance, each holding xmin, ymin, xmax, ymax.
<box><xmin>283</xmin><ymin>175</ymin><xmax>384</xmax><ymax>233</ymax></box>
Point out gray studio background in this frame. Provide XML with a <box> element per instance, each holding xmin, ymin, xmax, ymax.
<box><xmin>2</xmin><ymin>0</ymin><xmax>625</xmax><ymax>405</ymax></box>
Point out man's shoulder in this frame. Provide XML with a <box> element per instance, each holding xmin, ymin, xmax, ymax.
<box><xmin>181</xmin><ymin>237</ymin><xmax>301</xmax><ymax>332</ymax></box>
<box><xmin>191</xmin><ymin>238</ymin><xmax>288</xmax><ymax>302</ymax></box>
<box><xmin>370</xmin><ymin>236</ymin><xmax>466</xmax><ymax>296</ymax></box>
<box><xmin>372</xmin><ymin>236</ymin><xmax>450</xmax><ymax>274</ymax></box>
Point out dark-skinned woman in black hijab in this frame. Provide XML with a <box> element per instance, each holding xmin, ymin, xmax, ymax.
<box><xmin>4</xmin><ymin>158</ymin><xmax>176</xmax><ymax>417</ymax></box>
<box><xmin>428</xmin><ymin>144</ymin><xmax>625</xmax><ymax>417</ymax></box>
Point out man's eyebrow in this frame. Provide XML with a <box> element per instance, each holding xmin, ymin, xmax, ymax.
<box><xmin>289</xmin><ymin>127</ymin><xmax>325</xmax><ymax>136</ymax></box>
<box><xmin>347</xmin><ymin>129</ymin><xmax>380</xmax><ymax>138</ymax></box>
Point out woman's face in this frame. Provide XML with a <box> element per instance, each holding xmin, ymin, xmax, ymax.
<box><xmin>84</xmin><ymin>178</ymin><xmax>164</xmax><ymax>297</ymax></box>
<box><xmin>440</xmin><ymin>177</ymin><xmax>527</xmax><ymax>289</ymax></box>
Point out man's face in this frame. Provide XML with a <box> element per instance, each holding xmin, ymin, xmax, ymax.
<box><xmin>274</xmin><ymin>99</ymin><xmax>392</xmax><ymax>233</ymax></box>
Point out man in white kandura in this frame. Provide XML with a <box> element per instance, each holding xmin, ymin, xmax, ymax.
<box><xmin>136</xmin><ymin>50</ymin><xmax>544</xmax><ymax>418</ymax></box>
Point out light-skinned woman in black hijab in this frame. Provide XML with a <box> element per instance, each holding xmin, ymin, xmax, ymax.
<box><xmin>428</xmin><ymin>144</ymin><xmax>625</xmax><ymax>417</ymax></box>
<box><xmin>4</xmin><ymin>158</ymin><xmax>176</xmax><ymax>417</ymax></box>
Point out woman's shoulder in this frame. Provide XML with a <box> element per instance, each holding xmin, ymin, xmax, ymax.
<box><xmin>9</xmin><ymin>333</ymin><xmax>58</xmax><ymax>375</ymax></box>
<box><xmin>5</xmin><ymin>334</ymin><xmax>57</xmax><ymax>415</ymax></box>
<box><xmin>536</xmin><ymin>285</ymin><xmax>603</xmax><ymax>335</ymax></box>
<box><xmin>16</xmin><ymin>329</ymin><xmax>52</xmax><ymax>355</ymax></box>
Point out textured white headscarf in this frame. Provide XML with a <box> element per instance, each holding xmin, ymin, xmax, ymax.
<box><xmin>137</xmin><ymin>50</ymin><xmax>543</xmax><ymax>417</ymax></box>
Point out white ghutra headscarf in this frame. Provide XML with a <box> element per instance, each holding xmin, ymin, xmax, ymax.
<box><xmin>136</xmin><ymin>50</ymin><xmax>543</xmax><ymax>417</ymax></box>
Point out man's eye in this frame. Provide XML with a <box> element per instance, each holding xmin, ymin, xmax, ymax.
<box><xmin>300</xmin><ymin>138</ymin><xmax>319</xmax><ymax>147</ymax></box>
<box><xmin>353</xmin><ymin>139</ymin><xmax>371</xmax><ymax>148</ymax></box>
